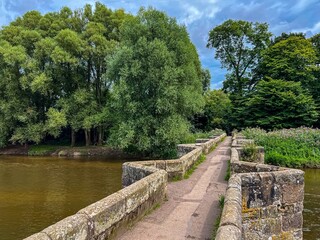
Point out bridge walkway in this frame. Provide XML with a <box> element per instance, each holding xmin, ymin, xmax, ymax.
<box><xmin>117</xmin><ymin>137</ymin><xmax>231</xmax><ymax>240</ymax></box>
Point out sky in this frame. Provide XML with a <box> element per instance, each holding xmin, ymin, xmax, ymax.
<box><xmin>0</xmin><ymin>0</ymin><xmax>320</xmax><ymax>89</ymax></box>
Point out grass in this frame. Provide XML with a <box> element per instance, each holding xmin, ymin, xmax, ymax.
<box><xmin>241</xmin><ymin>142</ymin><xmax>259</xmax><ymax>162</ymax></box>
<box><xmin>181</xmin><ymin>129</ymin><xmax>225</xmax><ymax>144</ymax></box>
<box><xmin>224</xmin><ymin>160</ymin><xmax>231</xmax><ymax>181</ymax></box>
<box><xmin>184</xmin><ymin>153</ymin><xmax>206</xmax><ymax>179</ymax></box>
<box><xmin>172</xmin><ymin>175</ymin><xmax>183</xmax><ymax>181</ymax></box>
<box><xmin>28</xmin><ymin>145</ymin><xmax>62</xmax><ymax>156</ymax></box>
<box><xmin>241</xmin><ymin>127</ymin><xmax>320</xmax><ymax>167</ymax></box>
<box><xmin>212</xmin><ymin>195</ymin><xmax>225</xmax><ymax>239</ymax></box>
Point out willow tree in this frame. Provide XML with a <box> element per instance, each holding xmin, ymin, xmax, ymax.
<box><xmin>107</xmin><ymin>8</ymin><xmax>204</xmax><ymax>158</ymax></box>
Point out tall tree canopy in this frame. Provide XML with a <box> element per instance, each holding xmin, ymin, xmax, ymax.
<box><xmin>207</xmin><ymin>20</ymin><xmax>272</xmax><ymax>97</ymax></box>
<box><xmin>258</xmin><ymin>35</ymin><xmax>317</xmax><ymax>87</ymax></box>
<box><xmin>0</xmin><ymin>3</ymin><xmax>128</xmax><ymax>147</ymax></box>
<box><xmin>107</xmin><ymin>8</ymin><xmax>204</xmax><ymax>158</ymax></box>
<box><xmin>237</xmin><ymin>78</ymin><xmax>318</xmax><ymax>130</ymax></box>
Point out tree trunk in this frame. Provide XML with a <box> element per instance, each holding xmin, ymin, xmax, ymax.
<box><xmin>98</xmin><ymin>126</ymin><xmax>103</xmax><ymax>146</ymax></box>
<box><xmin>85</xmin><ymin>129</ymin><xmax>91</xmax><ymax>146</ymax></box>
<box><xmin>71</xmin><ymin>128</ymin><xmax>76</xmax><ymax>147</ymax></box>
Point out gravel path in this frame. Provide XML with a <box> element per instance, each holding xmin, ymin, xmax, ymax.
<box><xmin>117</xmin><ymin>137</ymin><xmax>231</xmax><ymax>240</ymax></box>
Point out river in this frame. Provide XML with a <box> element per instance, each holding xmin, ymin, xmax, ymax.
<box><xmin>303</xmin><ymin>168</ymin><xmax>320</xmax><ymax>239</ymax></box>
<box><xmin>0</xmin><ymin>155</ymin><xmax>124</xmax><ymax>240</ymax></box>
<box><xmin>0</xmin><ymin>156</ymin><xmax>319</xmax><ymax>239</ymax></box>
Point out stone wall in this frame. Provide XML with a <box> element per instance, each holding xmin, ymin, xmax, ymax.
<box><xmin>216</xmin><ymin>135</ymin><xmax>304</xmax><ymax>240</ymax></box>
<box><xmin>25</xmin><ymin>134</ymin><xmax>226</xmax><ymax>240</ymax></box>
<box><xmin>123</xmin><ymin>133</ymin><xmax>226</xmax><ymax>182</ymax></box>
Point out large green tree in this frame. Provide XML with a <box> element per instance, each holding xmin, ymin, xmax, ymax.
<box><xmin>194</xmin><ymin>90</ymin><xmax>232</xmax><ymax>132</ymax></box>
<box><xmin>107</xmin><ymin>8</ymin><xmax>204</xmax><ymax>158</ymax></box>
<box><xmin>258</xmin><ymin>35</ymin><xmax>317</xmax><ymax>87</ymax></box>
<box><xmin>207</xmin><ymin>20</ymin><xmax>272</xmax><ymax>97</ymax></box>
<box><xmin>237</xmin><ymin>78</ymin><xmax>318</xmax><ymax>130</ymax></box>
<box><xmin>0</xmin><ymin>3</ymin><xmax>128</xmax><ymax>147</ymax></box>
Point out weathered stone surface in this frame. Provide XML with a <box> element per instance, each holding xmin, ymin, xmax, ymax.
<box><xmin>227</xmin><ymin>175</ymin><xmax>241</xmax><ymax>190</ymax></box>
<box><xmin>144</xmin><ymin>170</ymin><xmax>167</xmax><ymax>196</ymax></box>
<box><xmin>155</xmin><ymin>160</ymin><xmax>166</xmax><ymax>170</ymax></box>
<box><xmin>220</xmin><ymin>200</ymin><xmax>242</xmax><ymax>229</ymax></box>
<box><xmin>225</xmin><ymin>186</ymin><xmax>242</xmax><ymax>205</ymax></box>
<box><xmin>260</xmin><ymin>205</ymin><xmax>278</xmax><ymax>219</ymax></box>
<box><xmin>121</xmin><ymin>178</ymin><xmax>150</xmax><ymax>214</ymax></box>
<box><xmin>166</xmin><ymin>159</ymin><xmax>184</xmax><ymax>173</ymax></box>
<box><xmin>42</xmin><ymin>214</ymin><xmax>93</xmax><ymax>240</ymax></box>
<box><xmin>215</xmin><ymin>225</ymin><xmax>241</xmax><ymax>240</ymax></box>
<box><xmin>282</xmin><ymin>212</ymin><xmax>303</xmax><ymax>231</ymax></box>
<box><xmin>24</xmin><ymin>232</ymin><xmax>51</xmax><ymax>240</ymax></box>
<box><xmin>243</xmin><ymin>217</ymin><xmax>282</xmax><ymax>238</ymax></box>
<box><xmin>217</xmin><ymin>134</ymin><xmax>304</xmax><ymax>240</ymax></box>
<box><xmin>78</xmin><ymin>192</ymin><xmax>126</xmax><ymax>236</ymax></box>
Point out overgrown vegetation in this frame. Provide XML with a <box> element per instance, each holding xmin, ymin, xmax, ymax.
<box><xmin>212</xmin><ymin>195</ymin><xmax>225</xmax><ymax>239</ymax></box>
<box><xmin>180</xmin><ymin>129</ymin><xmax>224</xmax><ymax>144</ymax></box>
<box><xmin>224</xmin><ymin>160</ymin><xmax>231</xmax><ymax>181</ymax></box>
<box><xmin>184</xmin><ymin>153</ymin><xmax>206</xmax><ymax>179</ymax></box>
<box><xmin>28</xmin><ymin>145</ymin><xmax>62</xmax><ymax>156</ymax></box>
<box><xmin>241</xmin><ymin>142</ymin><xmax>259</xmax><ymax>162</ymax></box>
<box><xmin>242</xmin><ymin>127</ymin><xmax>320</xmax><ymax>167</ymax></box>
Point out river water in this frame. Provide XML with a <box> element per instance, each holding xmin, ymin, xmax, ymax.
<box><xmin>303</xmin><ymin>168</ymin><xmax>320</xmax><ymax>239</ymax></box>
<box><xmin>0</xmin><ymin>156</ymin><xmax>124</xmax><ymax>240</ymax></box>
<box><xmin>0</xmin><ymin>156</ymin><xmax>319</xmax><ymax>239</ymax></box>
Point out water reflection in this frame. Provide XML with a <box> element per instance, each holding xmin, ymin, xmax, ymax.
<box><xmin>303</xmin><ymin>168</ymin><xmax>320</xmax><ymax>239</ymax></box>
<box><xmin>0</xmin><ymin>156</ymin><xmax>124</xmax><ymax>240</ymax></box>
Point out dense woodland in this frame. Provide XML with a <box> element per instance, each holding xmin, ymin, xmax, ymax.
<box><xmin>0</xmin><ymin>3</ymin><xmax>320</xmax><ymax>158</ymax></box>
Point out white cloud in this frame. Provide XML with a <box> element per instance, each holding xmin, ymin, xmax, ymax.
<box><xmin>180</xmin><ymin>4</ymin><xmax>203</xmax><ymax>26</ymax></box>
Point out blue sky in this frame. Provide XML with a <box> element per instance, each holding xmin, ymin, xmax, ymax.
<box><xmin>1</xmin><ymin>0</ymin><xmax>320</xmax><ymax>89</ymax></box>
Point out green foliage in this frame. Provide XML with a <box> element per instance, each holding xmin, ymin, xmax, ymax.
<box><xmin>242</xmin><ymin>127</ymin><xmax>320</xmax><ymax>167</ymax></box>
<box><xmin>212</xmin><ymin>194</ymin><xmax>225</xmax><ymax>239</ymax></box>
<box><xmin>207</xmin><ymin>19</ymin><xmax>272</xmax><ymax>97</ymax></box>
<box><xmin>237</xmin><ymin>78</ymin><xmax>318</xmax><ymax>130</ymax></box>
<box><xmin>201</xmin><ymin>68</ymin><xmax>211</xmax><ymax>93</ymax></box>
<box><xmin>224</xmin><ymin>160</ymin><xmax>231</xmax><ymax>181</ymax></box>
<box><xmin>259</xmin><ymin>36</ymin><xmax>317</xmax><ymax>86</ymax></box>
<box><xmin>241</xmin><ymin>143</ymin><xmax>258</xmax><ymax>162</ymax></box>
<box><xmin>28</xmin><ymin>145</ymin><xmax>61</xmax><ymax>156</ymax></box>
<box><xmin>0</xmin><ymin>3</ymin><xmax>129</xmax><ymax>147</ymax></box>
<box><xmin>184</xmin><ymin>153</ymin><xmax>206</xmax><ymax>179</ymax></box>
<box><xmin>181</xmin><ymin>132</ymin><xmax>212</xmax><ymax>144</ymax></box>
<box><xmin>204</xmin><ymin>90</ymin><xmax>232</xmax><ymax>132</ymax></box>
<box><xmin>107</xmin><ymin>8</ymin><xmax>204</xmax><ymax>158</ymax></box>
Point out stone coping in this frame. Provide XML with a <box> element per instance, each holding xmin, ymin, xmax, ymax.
<box><xmin>25</xmin><ymin>134</ymin><xmax>226</xmax><ymax>240</ymax></box>
<box><xmin>216</xmin><ymin>134</ymin><xmax>304</xmax><ymax>240</ymax></box>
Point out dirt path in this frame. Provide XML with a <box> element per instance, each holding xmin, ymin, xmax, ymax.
<box><xmin>117</xmin><ymin>137</ymin><xmax>231</xmax><ymax>240</ymax></box>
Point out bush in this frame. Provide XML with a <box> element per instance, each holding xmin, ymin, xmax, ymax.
<box><xmin>241</xmin><ymin>127</ymin><xmax>320</xmax><ymax>167</ymax></box>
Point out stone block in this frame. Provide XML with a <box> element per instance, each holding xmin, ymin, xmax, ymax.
<box><xmin>120</xmin><ymin>178</ymin><xmax>150</xmax><ymax>214</ymax></box>
<box><xmin>155</xmin><ymin>160</ymin><xmax>166</xmax><ymax>170</ymax></box>
<box><xmin>220</xmin><ymin>200</ymin><xmax>242</xmax><ymax>229</ymax></box>
<box><xmin>242</xmin><ymin>217</ymin><xmax>282</xmax><ymax>238</ymax></box>
<box><xmin>166</xmin><ymin>160</ymin><xmax>184</xmax><ymax>173</ymax></box>
<box><xmin>215</xmin><ymin>225</ymin><xmax>241</xmax><ymax>240</ymax></box>
<box><xmin>42</xmin><ymin>214</ymin><xmax>93</xmax><ymax>240</ymax></box>
<box><xmin>227</xmin><ymin>175</ymin><xmax>241</xmax><ymax>190</ymax></box>
<box><xmin>145</xmin><ymin>170</ymin><xmax>167</xmax><ymax>196</ymax></box>
<box><xmin>78</xmin><ymin>192</ymin><xmax>126</xmax><ymax>236</ymax></box>
<box><xmin>282</xmin><ymin>212</ymin><xmax>303</xmax><ymax>231</ymax></box>
<box><xmin>24</xmin><ymin>233</ymin><xmax>51</xmax><ymax>240</ymax></box>
<box><xmin>260</xmin><ymin>205</ymin><xmax>278</xmax><ymax>219</ymax></box>
<box><xmin>225</xmin><ymin>187</ymin><xmax>242</xmax><ymax>205</ymax></box>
